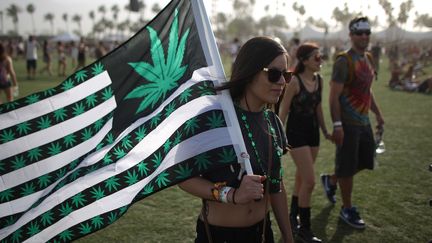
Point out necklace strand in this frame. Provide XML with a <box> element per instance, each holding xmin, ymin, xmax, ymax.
<box><xmin>238</xmin><ymin>108</ymin><xmax>282</xmax><ymax>181</ymax></box>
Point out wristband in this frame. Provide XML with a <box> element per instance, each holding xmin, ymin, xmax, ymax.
<box><xmin>333</xmin><ymin>121</ymin><xmax>342</xmax><ymax>127</ymax></box>
<box><xmin>232</xmin><ymin>189</ymin><xmax>237</xmax><ymax>204</ymax></box>
<box><xmin>219</xmin><ymin>186</ymin><xmax>233</xmax><ymax>203</ymax></box>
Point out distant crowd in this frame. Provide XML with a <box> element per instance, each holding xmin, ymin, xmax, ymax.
<box><xmin>2</xmin><ymin>35</ymin><xmax>120</xmax><ymax>79</ymax></box>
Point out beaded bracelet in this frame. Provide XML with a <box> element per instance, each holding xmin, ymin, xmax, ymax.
<box><xmin>211</xmin><ymin>188</ymin><xmax>219</xmax><ymax>201</ymax></box>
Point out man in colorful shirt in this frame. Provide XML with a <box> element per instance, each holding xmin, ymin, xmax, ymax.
<box><xmin>321</xmin><ymin>17</ymin><xmax>384</xmax><ymax>229</ymax></box>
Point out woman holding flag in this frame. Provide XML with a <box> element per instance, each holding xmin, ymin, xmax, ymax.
<box><xmin>180</xmin><ymin>36</ymin><xmax>294</xmax><ymax>243</ymax></box>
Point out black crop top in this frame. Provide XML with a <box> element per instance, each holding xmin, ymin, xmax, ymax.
<box><xmin>290</xmin><ymin>74</ymin><xmax>322</xmax><ymax>117</ymax></box>
<box><xmin>201</xmin><ymin>106</ymin><xmax>288</xmax><ymax>193</ymax></box>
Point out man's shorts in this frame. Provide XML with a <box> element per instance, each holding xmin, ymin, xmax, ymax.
<box><xmin>27</xmin><ymin>59</ymin><xmax>37</xmax><ymax>70</ymax></box>
<box><xmin>335</xmin><ymin>124</ymin><xmax>375</xmax><ymax>177</ymax></box>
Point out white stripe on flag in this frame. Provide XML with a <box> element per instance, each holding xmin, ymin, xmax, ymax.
<box><xmin>0</xmin><ymin>71</ymin><xmax>112</xmax><ymax>130</ymax></box>
<box><xmin>0</xmin><ymin>119</ymin><xmax>113</xmax><ymax>217</ymax></box>
<box><xmin>114</xmin><ymin>66</ymin><xmax>217</xmax><ymax>138</ymax></box>
<box><xmin>0</xmin><ymin>94</ymin><xmax>221</xmax><ymax>229</ymax></box>
<box><xmin>0</xmin><ymin>66</ymin><xmax>215</xmax><ymax>217</ymax></box>
<box><xmin>0</xmin><ymin>97</ymin><xmax>117</xmax><ymax>160</ymax></box>
<box><xmin>23</xmin><ymin>127</ymin><xmax>234</xmax><ymax>242</ymax></box>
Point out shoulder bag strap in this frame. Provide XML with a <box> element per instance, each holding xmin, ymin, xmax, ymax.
<box><xmin>201</xmin><ymin>199</ymin><xmax>213</xmax><ymax>243</ymax></box>
<box><xmin>261</xmin><ymin>127</ymin><xmax>274</xmax><ymax>243</ymax></box>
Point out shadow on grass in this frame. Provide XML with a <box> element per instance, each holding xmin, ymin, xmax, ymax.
<box><xmin>327</xmin><ymin>218</ymin><xmax>363</xmax><ymax>243</ymax></box>
<box><xmin>311</xmin><ymin>204</ymin><xmax>334</xmax><ymax>242</ymax></box>
<box><xmin>310</xmin><ymin>204</ymin><xmax>366</xmax><ymax>243</ymax></box>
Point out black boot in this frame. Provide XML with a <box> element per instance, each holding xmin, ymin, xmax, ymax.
<box><xmin>297</xmin><ymin>207</ymin><xmax>322</xmax><ymax>243</ymax></box>
<box><xmin>289</xmin><ymin>196</ymin><xmax>299</xmax><ymax>234</ymax></box>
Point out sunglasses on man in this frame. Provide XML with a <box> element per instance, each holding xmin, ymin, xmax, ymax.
<box><xmin>262</xmin><ymin>68</ymin><xmax>293</xmax><ymax>83</ymax></box>
<box><xmin>353</xmin><ymin>30</ymin><xmax>371</xmax><ymax>36</ymax></box>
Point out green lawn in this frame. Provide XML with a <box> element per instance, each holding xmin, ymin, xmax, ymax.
<box><xmin>3</xmin><ymin>54</ymin><xmax>432</xmax><ymax>243</ymax></box>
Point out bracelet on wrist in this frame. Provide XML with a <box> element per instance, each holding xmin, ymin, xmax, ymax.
<box><xmin>219</xmin><ymin>186</ymin><xmax>232</xmax><ymax>203</ymax></box>
<box><xmin>333</xmin><ymin>121</ymin><xmax>342</xmax><ymax>127</ymax></box>
<box><xmin>232</xmin><ymin>189</ymin><xmax>237</xmax><ymax>205</ymax></box>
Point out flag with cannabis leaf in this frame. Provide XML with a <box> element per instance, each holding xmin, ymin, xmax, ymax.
<box><xmin>0</xmin><ymin>0</ymin><xmax>245</xmax><ymax>241</ymax></box>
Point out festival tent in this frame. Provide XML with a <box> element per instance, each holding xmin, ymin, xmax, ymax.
<box><xmin>374</xmin><ymin>25</ymin><xmax>432</xmax><ymax>41</ymax></box>
<box><xmin>50</xmin><ymin>32</ymin><xmax>80</xmax><ymax>42</ymax></box>
<box><xmin>280</xmin><ymin>25</ymin><xmax>326</xmax><ymax>41</ymax></box>
<box><xmin>101</xmin><ymin>34</ymin><xmax>129</xmax><ymax>43</ymax></box>
<box><xmin>326</xmin><ymin>25</ymin><xmax>432</xmax><ymax>42</ymax></box>
<box><xmin>297</xmin><ymin>25</ymin><xmax>327</xmax><ymax>40</ymax></box>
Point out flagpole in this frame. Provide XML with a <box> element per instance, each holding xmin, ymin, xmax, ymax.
<box><xmin>191</xmin><ymin>0</ymin><xmax>253</xmax><ymax>175</ymax></box>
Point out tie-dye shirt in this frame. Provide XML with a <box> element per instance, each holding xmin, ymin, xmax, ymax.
<box><xmin>331</xmin><ymin>49</ymin><xmax>375</xmax><ymax>126</ymax></box>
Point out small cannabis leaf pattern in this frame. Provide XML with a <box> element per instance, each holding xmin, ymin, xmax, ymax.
<box><xmin>125</xmin><ymin>9</ymin><xmax>190</xmax><ymax>114</ymax></box>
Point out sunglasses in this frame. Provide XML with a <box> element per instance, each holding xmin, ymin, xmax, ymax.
<box><xmin>308</xmin><ymin>53</ymin><xmax>322</xmax><ymax>62</ymax></box>
<box><xmin>262</xmin><ymin>68</ymin><xmax>293</xmax><ymax>83</ymax></box>
<box><xmin>353</xmin><ymin>30</ymin><xmax>371</xmax><ymax>36</ymax></box>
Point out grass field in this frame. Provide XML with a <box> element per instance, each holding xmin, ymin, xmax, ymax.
<box><xmin>3</xmin><ymin>53</ymin><xmax>432</xmax><ymax>243</ymax></box>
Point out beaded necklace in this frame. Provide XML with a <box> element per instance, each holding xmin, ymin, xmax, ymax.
<box><xmin>238</xmin><ymin>108</ymin><xmax>282</xmax><ymax>182</ymax></box>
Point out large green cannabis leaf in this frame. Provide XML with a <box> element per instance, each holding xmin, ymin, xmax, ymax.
<box><xmin>125</xmin><ymin>9</ymin><xmax>190</xmax><ymax>114</ymax></box>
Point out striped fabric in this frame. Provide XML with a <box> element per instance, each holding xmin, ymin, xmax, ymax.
<box><xmin>0</xmin><ymin>0</ymin><xmax>242</xmax><ymax>241</ymax></box>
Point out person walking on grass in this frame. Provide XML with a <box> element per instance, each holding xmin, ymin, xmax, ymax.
<box><xmin>25</xmin><ymin>35</ymin><xmax>39</xmax><ymax>80</ymax></box>
<box><xmin>0</xmin><ymin>42</ymin><xmax>19</xmax><ymax>104</ymax></box>
<box><xmin>321</xmin><ymin>16</ymin><xmax>384</xmax><ymax>229</ymax></box>
<box><xmin>179</xmin><ymin>37</ymin><xmax>294</xmax><ymax>243</ymax></box>
<box><xmin>278</xmin><ymin>43</ymin><xmax>331</xmax><ymax>243</ymax></box>
<box><xmin>40</xmin><ymin>40</ymin><xmax>53</xmax><ymax>76</ymax></box>
<box><xmin>57</xmin><ymin>42</ymin><xmax>67</xmax><ymax>77</ymax></box>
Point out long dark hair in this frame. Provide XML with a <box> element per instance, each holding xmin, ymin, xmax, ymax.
<box><xmin>217</xmin><ymin>37</ymin><xmax>287</xmax><ymax>101</ymax></box>
<box><xmin>293</xmin><ymin>42</ymin><xmax>319</xmax><ymax>75</ymax></box>
<box><xmin>0</xmin><ymin>43</ymin><xmax>6</xmax><ymax>62</ymax></box>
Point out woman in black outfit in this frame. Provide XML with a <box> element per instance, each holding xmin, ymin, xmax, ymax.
<box><xmin>179</xmin><ymin>37</ymin><xmax>294</xmax><ymax>243</ymax></box>
<box><xmin>279</xmin><ymin>43</ymin><xmax>331</xmax><ymax>243</ymax></box>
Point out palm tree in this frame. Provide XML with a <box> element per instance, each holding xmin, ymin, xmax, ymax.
<box><xmin>98</xmin><ymin>5</ymin><xmax>106</xmax><ymax>22</ymax></box>
<box><xmin>292</xmin><ymin>2</ymin><xmax>306</xmax><ymax>30</ymax></box>
<box><xmin>378</xmin><ymin>0</ymin><xmax>396</xmax><ymax>27</ymax></box>
<box><xmin>215</xmin><ymin>12</ymin><xmax>227</xmax><ymax>33</ymax></box>
<box><xmin>397</xmin><ymin>0</ymin><xmax>414</xmax><ymax>28</ymax></box>
<box><xmin>151</xmin><ymin>3</ymin><xmax>161</xmax><ymax>15</ymax></box>
<box><xmin>89</xmin><ymin>10</ymin><xmax>96</xmax><ymax>37</ymax></box>
<box><xmin>111</xmin><ymin>4</ymin><xmax>120</xmax><ymax>34</ymax></box>
<box><xmin>26</xmin><ymin>4</ymin><xmax>36</xmax><ymax>34</ymax></box>
<box><xmin>6</xmin><ymin>4</ymin><xmax>22</xmax><ymax>35</ymax></box>
<box><xmin>62</xmin><ymin>13</ymin><xmax>69</xmax><ymax>32</ymax></box>
<box><xmin>414</xmin><ymin>13</ymin><xmax>432</xmax><ymax>29</ymax></box>
<box><xmin>124</xmin><ymin>4</ymin><xmax>132</xmax><ymax>23</ymax></box>
<box><xmin>138</xmin><ymin>1</ymin><xmax>146</xmax><ymax>20</ymax></box>
<box><xmin>44</xmin><ymin>13</ymin><xmax>55</xmax><ymax>35</ymax></box>
<box><xmin>93</xmin><ymin>20</ymin><xmax>104</xmax><ymax>39</ymax></box>
<box><xmin>72</xmin><ymin>14</ymin><xmax>82</xmax><ymax>34</ymax></box>
<box><xmin>104</xmin><ymin>20</ymin><xmax>114</xmax><ymax>36</ymax></box>
<box><xmin>331</xmin><ymin>3</ymin><xmax>357</xmax><ymax>31</ymax></box>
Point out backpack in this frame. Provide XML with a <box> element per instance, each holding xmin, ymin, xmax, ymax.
<box><xmin>336</xmin><ymin>51</ymin><xmax>377</xmax><ymax>85</ymax></box>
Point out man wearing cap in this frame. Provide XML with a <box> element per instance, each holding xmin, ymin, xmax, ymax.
<box><xmin>320</xmin><ymin>17</ymin><xmax>384</xmax><ymax>229</ymax></box>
